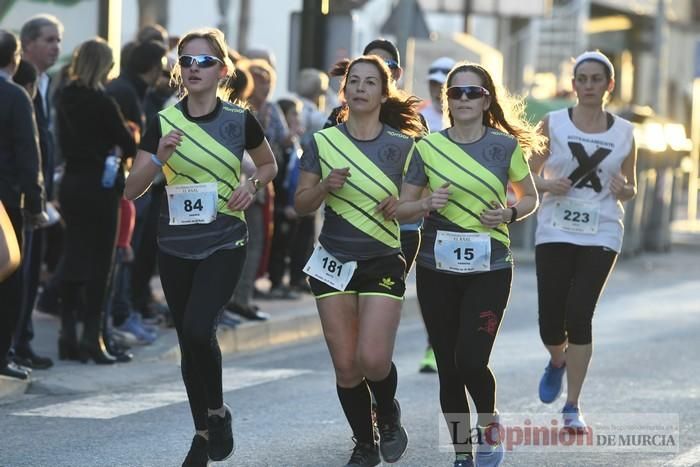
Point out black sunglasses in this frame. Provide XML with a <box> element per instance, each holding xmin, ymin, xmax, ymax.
<box><xmin>446</xmin><ymin>85</ymin><xmax>490</xmax><ymax>100</ymax></box>
<box><xmin>384</xmin><ymin>59</ymin><xmax>399</xmax><ymax>70</ymax></box>
<box><xmin>178</xmin><ymin>54</ymin><xmax>224</xmax><ymax>69</ymax></box>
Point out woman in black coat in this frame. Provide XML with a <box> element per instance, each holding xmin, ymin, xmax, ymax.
<box><xmin>56</xmin><ymin>37</ymin><xmax>136</xmax><ymax>363</ymax></box>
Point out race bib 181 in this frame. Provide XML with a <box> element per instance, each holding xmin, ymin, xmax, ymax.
<box><xmin>303</xmin><ymin>244</ymin><xmax>357</xmax><ymax>291</ymax></box>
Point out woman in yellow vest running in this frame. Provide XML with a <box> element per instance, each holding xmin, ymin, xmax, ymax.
<box><xmin>397</xmin><ymin>63</ymin><xmax>544</xmax><ymax>467</ymax></box>
<box><xmin>295</xmin><ymin>55</ymin><xmax>423</xmax><ymax>467</ymax></box>
<box><xmin>125</xmin><ymin>28</ymin><xmax>277</xmax><ymax>467</ymax></box>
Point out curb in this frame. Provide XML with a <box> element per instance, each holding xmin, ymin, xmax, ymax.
<box><xmin>0</xmin><ymin>375</ymin><xmax>30</xmax><ymax>403</ymax></box>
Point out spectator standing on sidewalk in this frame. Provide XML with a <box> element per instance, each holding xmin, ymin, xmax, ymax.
<box><xmin>12</xmin><ymin>14</ymin><xmax>63</xmax><ymax>370</ymax></box>
<box><xmin>226</xmin><ymin>58</ymin><xmax>289</xmax><ymax>319</ymax></box>
<box><xmin>266</xmin><ymin>97</ymin><xmax>303</xmax><ymax>299</ymax></box>
<box><xmin>398</xmin><ymin>62</ymin><xmax>542</xmax><ymax>467</ymax></box>
<box><xmin>530</xmin><ymin>51</ymin><xmax>637</xmax><ymax>432</ymax></box>
<box><xmin>55</xmin><ymin>38</ymin><xmax>136</xmax><ymax>364</ymax></box>
<box><xmin>105</xmin><ymin>38</ymin><xmax>168</xmax><ymax>339</ymax></box>
<box><xmin>0</xmin><ymin>30</ymin><xmax>47</xmax><ymax>380</ymax></box>
<box><xmin>289</xmin><ymin>68</ymin><xmax>329</xmax><ymax>293</ymax></box>
<box><xmin>125</xmin><ymin>28</ymin><xmax>276</xmax><ymax>466</ymax></box>
<box><xmin>296</xmin><ymin>55</ymin><xmax>423</xmax><ymax>466</ymax></box>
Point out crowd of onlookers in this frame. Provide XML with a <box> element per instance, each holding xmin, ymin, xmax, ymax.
<box><xmin>0</xmin><ymin>15</ymin><xmax>331</xmax><ymax>378</ymax></box>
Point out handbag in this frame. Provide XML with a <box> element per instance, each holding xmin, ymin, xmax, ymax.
<box><xmin>0</xmin><ymin>201</ymin><xmax>21</xmax><ymax>282</ymax></box>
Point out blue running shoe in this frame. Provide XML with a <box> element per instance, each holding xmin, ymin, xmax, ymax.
<box><xmin>118</xmin><ymin>313</ymin><xmax>157</xmax><ymax>345</ymax></box>
<box><xmin>562</xmin><ymin>403</ymin><xmax>587</xmax><ymax>432</ymax></box>
<box><xmin>475</xmin><ymin>441</ymin><xmax>504</xmax><ymax>467</ymax></box>
<box><xmin>538</xmin><ymin>361</ymin><xmax>566</xmax><ymax>403</ymax></box>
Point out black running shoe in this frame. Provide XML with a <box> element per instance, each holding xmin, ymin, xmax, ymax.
<box><xmin>376</xmin><ymin>399</ymin><xmax>408</xmax><ymax>463</ymax></box>
<box><xmin>207</xmin><ymin>404</ymin><xmax>234</xmax><ymax>461</ymax></box>
<box><xmin>182</xmin><ymin>434</ymin><xmax>208</xmax><ymax>467</ymax></box>
<box><xmin>344</xmin><ymin>438</ymin><xmax>381</xmax><ymax>467</ymax></box>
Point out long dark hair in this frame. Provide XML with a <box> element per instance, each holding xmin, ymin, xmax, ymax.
<box><xmin>330</xmin><ymin>55</ymin><xmax>424</xmax><ymax>138</ymax></box>
<box><xmin>444</xmin><ymin>63</ymin><xmax>546</xmax><ymax>155</ymax></box>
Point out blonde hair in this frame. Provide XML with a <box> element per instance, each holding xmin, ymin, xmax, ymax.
<box><xmin>69</xmin><ymin>38</ymin><xmax>113</xmax><ymax>90</ymax></box>
<box><xmin>248</xmin><ymin>58</ymin><xmax>277</xmax><ymax>91</ymax></box>
<box><xmin>170</xmin><ymin>28</ymin><xmax>234</xmax><ymax>97</ymax></box>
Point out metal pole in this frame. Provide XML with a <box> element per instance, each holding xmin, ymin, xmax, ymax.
<box><xmin>651</xmin><ymin>0</ymin><xmax>667</xmax><ymax>114</ymax></box>
<box><xmin>463</xmin><ymin>0</ymin><xmax>471</xmax><ymax>34</ymax></box>
<box><xmin>98</xmin><ymin>0</ymin><xmax>122</xmax><ymax>76</ymax></box>
<box><xmin>237</xmin><ymin>0</ymin><xmax>250</xmax><ymax>53</ymax></box>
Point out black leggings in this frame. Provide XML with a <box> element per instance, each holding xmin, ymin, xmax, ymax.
<box><xmin>158</xmin><ymin>247</ymin><xmax>246</xmax><ymax>430</ymax></box>
<box><xmin>536</xmin><ymin>243</ymin><xmax>617</xmax><ymax>346</ymax></box>
<box><xmin>416</xmin><ymin>265</ymin><xmax>512</xmax><ymax>451</ymax></box>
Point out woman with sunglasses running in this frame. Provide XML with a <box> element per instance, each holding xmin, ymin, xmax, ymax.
<box><xmin>530</xmin><ymin>51</ymin><xmax>636</xmax><ymax>432</ymax></box>
<box><xmin>296</xmin><ymin>55</ymin><xmax>423</xmax><ymax>467</ymax></box>
<box><xmin>125</xmin><ymin>28</ymin><xmax>276</xmax><ymax>467</ymax></box>
<box><xmin>397</xmin><ymin>63</ymin><xmax>543</xmax><ymax>467</ymax></box>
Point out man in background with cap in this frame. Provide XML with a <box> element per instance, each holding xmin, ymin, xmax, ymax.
<box><xmin>421</xmin><ymin>56</ymin><xmax>455</xmax><ymax>133</ymax></box>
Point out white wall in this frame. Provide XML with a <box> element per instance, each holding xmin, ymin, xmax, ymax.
<box><xmin>0</xmin><ymin>0</ymin><xmax>99</xmax><ymax>70</ymax></box>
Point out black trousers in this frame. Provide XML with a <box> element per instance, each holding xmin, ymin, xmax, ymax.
<box><xmin>416</xmin><ymin>265</ymin><xmax>512</xmax><ymax>452</ymax></box>
<box><xmin>0</xmin><ymin>206</ymin><xmax>24</xmax><ymax>364</ymax></box>
<box><xmin>158</xmin><ymin>247</ymin><xmax>246</xmax><ymax>430</ymax></box>
<box><xmin>13</xmin><ymin>227</ymin><xmax>43</xmax><ymax>352</ymax></box>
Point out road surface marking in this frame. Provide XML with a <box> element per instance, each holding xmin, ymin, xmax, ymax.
<box><xmin>12</xmin><ymin>367</ymin><xmax>309</xmax><ymax>419</ymax></box>
<box><xmin>663</xmin><ymin>445</ymin><xmax>700</xmax><ymax>466</ymax></box>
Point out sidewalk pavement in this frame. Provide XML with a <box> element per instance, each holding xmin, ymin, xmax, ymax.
<box><xmin>2</xmin><ymin>224</ymin><xmax>698</xmax><ymax>401</ymax></box>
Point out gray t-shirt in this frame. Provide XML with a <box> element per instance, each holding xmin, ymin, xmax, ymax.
<box><xmin>300</xmin><ymin>123</ymin><xmax>415</xmax><ymax>262</ymax></box>
<box><xmin>404</xmin><ymin>128</ymin><xmax>526</xmax><ymax>273</ymax></box>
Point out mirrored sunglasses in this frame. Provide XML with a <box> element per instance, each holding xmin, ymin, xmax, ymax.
<box><xmin>446</xmin><ymin>85</ymin><xmax>490</xmax><ymax>100</ymax></box>
<box><xmin>178</xmin><ymin>54</ymin><xmax>224</xmax><ymax>69</ymax></box>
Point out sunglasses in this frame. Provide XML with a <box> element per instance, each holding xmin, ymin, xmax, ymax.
<box><xmin>178</xmin><ymin>54</ymin><xmax>224</xmax><ymax>69</ymax></box>
<box><xmin>384</xmin><ymin>59</ymin><xmax>399</xmax><ymax>70</ymax></box>
<box><xmin>446</xmin><ymin>85</ymin><xmax>490</xmax><ymax>100</ymax></box>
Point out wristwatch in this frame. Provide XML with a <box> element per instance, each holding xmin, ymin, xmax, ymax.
<box><xmin>249</xmin><ymin>177</ymin><xmax>261</xmax><ymax>193</ymax></box>
<box><xmin>507</xmin><ymin>206</ymin><xmax>518</xmax><ymax>224</ymax></box>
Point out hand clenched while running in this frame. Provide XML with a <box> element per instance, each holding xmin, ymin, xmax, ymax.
<box><xmin>376</xmin><ymin>195</ymin><xmax>398</xmax><ymax>220</ymax></box>
<box><xmin>480</xmin><ymin>201</ymin><xmax>508</xmax><ymax>228</ymax></box>
<box><xmin>420</xmin><ymin>182</ymin><xmax>451</xmax><ymax>212</ymax></box>
<box><xmin>227</xmin><ymin>181</ymin><xmax>256</xmax><ymax>211</ymax></box>
<box><xmin>156</xmin><ymin>130</ymin><xmax>183</xmax><ymax>164</ymax></box>
<box><xmin>545</xmin><ymin>177</ymin><xmax>572</xmax><ymax>195</ymax></box>
<box><xmin>320</xmin><ymin>167</ymin><xmax>351</xmax><ymax>192</ymax></box>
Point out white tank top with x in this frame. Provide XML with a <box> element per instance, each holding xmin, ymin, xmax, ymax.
<box><xmin>535</xmin><ymin>108</ymin><xmax>634</xmax><ymax>252</ymax></box>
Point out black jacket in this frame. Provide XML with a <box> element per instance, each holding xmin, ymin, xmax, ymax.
<box><xmin>105</xmin><ymin>72</ymin><xmax>148</xmax><ymax>132</ymax></box>
<box><xmin>0</xmin><ymin>76</ymin><xmax>44</xmax><ymax>214</ymax></box>
<box><xmin>56</xmin><ymin>82</ymin><xmax>136</xmax><ymax>190</ymax></box>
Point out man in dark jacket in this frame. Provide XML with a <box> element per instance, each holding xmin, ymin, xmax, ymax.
<box><xmin>0</xmin><ymin>30</ymin><xmax>47</xmax><ymax>379</ymax></box>
<box><xmin>12</xmin><ymin>14</ymin><xmax>63</xmax><ymax>370</ymax></box>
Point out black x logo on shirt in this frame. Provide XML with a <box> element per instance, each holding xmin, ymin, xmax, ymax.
<box><xmin>567</xmin><ymin>142</ymin><xmax>611</xmax><ymax>193</ymax></box>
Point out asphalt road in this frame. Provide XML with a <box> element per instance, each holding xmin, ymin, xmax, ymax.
<box><xmin>1</xmin><ymin>247</ymin><xmax>699</xmax><ymax>467</ymax></box>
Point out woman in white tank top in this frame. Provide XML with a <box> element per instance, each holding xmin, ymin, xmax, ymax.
<box><xmin>528</xmin><ymin>51</ymin><xmax>637</xmax><ymax>432</ymax></box>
